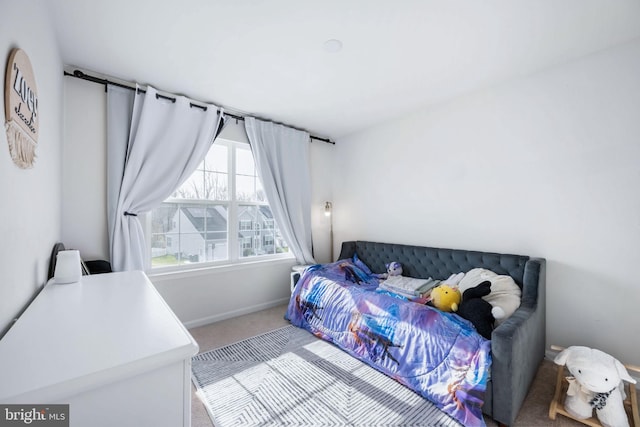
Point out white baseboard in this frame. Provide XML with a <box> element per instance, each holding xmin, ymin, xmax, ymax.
<box><xmin>545</xmin><ymin>348</ymin><xmax>640</xmax><ymax>390</ymax></box>
<box><xmin>183</xmin><ymin>297</ymin><xmax>290</xmax><ymax>329</ymax></box>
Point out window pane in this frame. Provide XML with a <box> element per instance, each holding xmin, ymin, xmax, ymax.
<box><xmin>205</xmin><ymin>144</ymin><xmax>228</xmax><ymax>173</ymax></box>
<box><xmin>235</xmin><ymin>147</ymin><xmax>255</xmax><ymax>176</ymax></box>
<box><xmin>205</xmin><ymin>205</ymin><xmax>228</xmax><ymax>261</ymax></box>
<box><xmin>151</xmin><ymin>204</ymin><xmax>178</xmax><ymax>266</ymax></box>
<box><xmin>173</xmin><ymin>171</ymin><xmax>204</xmax><ymax>200</ymax></box>
<box><xmin>238</xmin><ymin>205</ymin><xmax>258</xmax><ymax>258</ymax></box>
<box><xmin>238</xmin><ymin>205</ymin><xmax>288</xmax><ymax>258</ymax></box>
<box><xmin>172</xmin><ymin>171</ymin><xmax>228</xmax><ymax>201</ymax></box>
<box><xmin>178</xmin><ymin>204</ymin><xmax>228</xmax><ymax>262</ymax></box>
<box><xmin>180</xmin><ymin>233</ymin><xmax>205</xmax><ymax>263</ymax></box>
<box><xmin>204</xmin><ymin>171</ymin><xmax>228</xmax><ymax>200</ymax></box>
<box><xmin>236</xmin><ymin>175</ymin><xmax>256</xmax><ymax>201</ymax></box>
<box><xmin>152</xmin><ymin>204</ymin><xmax>178</xmax><ymax>234</ymax></box>
<box><xmin>180</xmin><ymin>204</ymin><xmax>207</xmax><ymax>233</ymax></box>
<box><xmin>151</xmin><ymin>202</ymin><xmax>228</xmax><ymax>268</ymax></box>
<box><xmin>255</xmin><ymin>179</ymin><xmax>266</xmax><ymax>202</ymax></box>
<box><xmin>235</xmin><ymin>147</ymin><xmax>263</xmax><ymax>202</ymax></box>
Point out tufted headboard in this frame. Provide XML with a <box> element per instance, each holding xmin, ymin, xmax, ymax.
<box><xmin>338</xmin><ymin>240</ymin><xmax>529</xmax><ymax>288</ymax></box>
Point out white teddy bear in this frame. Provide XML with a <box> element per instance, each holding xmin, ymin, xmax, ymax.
<box><xmin>554</xmin><ymin>346</ymin><xmax>636</xmax><ymax>427</ymax></box>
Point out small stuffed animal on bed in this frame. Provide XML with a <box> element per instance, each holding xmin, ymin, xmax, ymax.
<box><xmin>375</xmin><ymin>261</ymin><xmax>403</xmax><ymax>280</ymax></box>
<box><xmin>454</xmin><ymin>281</ymin><xmax>505</xmax><ymax>340</ymax></box>
<box><xmin>430</xmin><ymin>284</ymin><xmax>461</xmax><ymax>312</ymax></box>
<box><xmin>554</xmin><ymin>346</ymin><xmax>636</xmax><ymax>427</ymax></box>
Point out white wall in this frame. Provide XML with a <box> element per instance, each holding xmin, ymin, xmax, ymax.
<box><xmin>310</xmin><ymin>140</ymin><xmax>335</xmax><ymax>263</ymax></box>
<box><xmin>0</xmin><ymin>1</ymin><xmax>64</xmax><ymax>335</ymax></box>
<box><xmin>334</xmin><ymin>38</ymin><xmax>640</xmax><ymax>365</ymax></box>
<box><xmin>151</xmin><ymin>259</ymin><xmax>295</xmax><ymax>327</ymax></box>
<box><xmin>61</xmin><ymin>78</ymin><xmax>334</xmax><ymax>326</ymax></box>
<box><xmin>62</xmin><ymin>79</ymin><xmax>108</xmax><ymax>260</ymax></box>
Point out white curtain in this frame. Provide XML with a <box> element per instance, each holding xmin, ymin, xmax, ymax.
<box><xmin>245</xmin><ymin>117</ymin><xmax>315</xmax><ymax>265</ymax></box>
<box><xmin>108</xmin><ymin>85</ymin><xmax>225</xmax><ymax>271</ymax></box>
<box><xmin>106</xmin><ymin>86</ymin><xmax>134</xmax><ymax>248</ymax></box>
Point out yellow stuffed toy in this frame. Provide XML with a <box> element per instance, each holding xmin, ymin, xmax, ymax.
<box><xmin>430</xmin><ymin>284</ymin><xmax>461</xmax><ymax>312</ymax></box>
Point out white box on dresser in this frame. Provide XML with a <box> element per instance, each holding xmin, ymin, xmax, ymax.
<box><xmin>0</xmin><ymin>270</ymin><xmax>199</xmax><ymax>427</ymax></box>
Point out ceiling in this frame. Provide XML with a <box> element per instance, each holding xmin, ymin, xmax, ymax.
<box><xmin>47</xmin><ymin>0</ymin><xmax>640</xmax><ymax>140</ymax></box>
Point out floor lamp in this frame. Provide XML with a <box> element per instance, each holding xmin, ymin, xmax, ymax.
<box><xmin>324</xmin><ymin>201</ymin><xmax>333</xmax><ymax>261</ymax></box>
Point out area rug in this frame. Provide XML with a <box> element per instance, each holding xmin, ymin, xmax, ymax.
<box><xmin>191</xmin><ymin>325</ymin><xmax>461</xmax><ymax>427</ymax></box>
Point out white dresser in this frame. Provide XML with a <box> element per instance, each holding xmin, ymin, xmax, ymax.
<box><xmin>0</xmin><ymin>271</ymin><xmax>199</xmax><ymax>427</ymax></box>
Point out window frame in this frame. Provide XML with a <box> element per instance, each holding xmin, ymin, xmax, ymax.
<box><xmin>144</xmin><ymin>137</ymin><xmax>293</xmax><ymax>273</ymax></box>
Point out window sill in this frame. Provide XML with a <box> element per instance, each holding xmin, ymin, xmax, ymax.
<box><xmin>147</xmin><ymin>255</ymin><xmax>297</xmax><ymax>282</ymax></box>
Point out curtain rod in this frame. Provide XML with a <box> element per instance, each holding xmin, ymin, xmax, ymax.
<box><xmin>63</xmin><ymin>69</ymin><xmax>335</xmax><ymax>145</ymax></box>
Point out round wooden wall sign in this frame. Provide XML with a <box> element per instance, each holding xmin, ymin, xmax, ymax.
<box><xmin>4</xmin><ymin>48</ymin><xmax>39</xmax><ymax>169</ymax></box>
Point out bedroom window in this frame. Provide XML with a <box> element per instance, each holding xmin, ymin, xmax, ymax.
<box><xmin>148</xmin><ymin>138</ymin><xmax>289</xmax><ymax>270</ymax></box>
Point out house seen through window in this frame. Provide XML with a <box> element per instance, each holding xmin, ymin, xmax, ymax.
<box><xmin>148</xmin><ymin>138</ymin><xmax>289</xmax><ymax>269</ymax></box>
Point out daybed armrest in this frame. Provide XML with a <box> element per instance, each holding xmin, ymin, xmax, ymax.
<box><xmin>490</xmin><ymin>258</ymin><xmax>546</xmax><ymax>426</ymax></box>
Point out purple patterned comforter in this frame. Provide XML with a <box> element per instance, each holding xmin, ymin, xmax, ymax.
<box><xmin>286</xmin><ymin>258</ymin><xmax>491</xmax><ymax>426</ymax></box>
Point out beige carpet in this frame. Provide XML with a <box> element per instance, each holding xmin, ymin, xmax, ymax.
<box><xmin>189</xmin><ymin>304</ymin><xmax>636</xmax><ymax>427</ymax></box>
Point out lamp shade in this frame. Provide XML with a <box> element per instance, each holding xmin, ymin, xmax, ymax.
<box><xmin>54</xmin><ymin>250</ymin><xmax>82</xmax><ymax>284</ymax></box>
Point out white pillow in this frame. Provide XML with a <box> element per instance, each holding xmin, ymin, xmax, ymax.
<box><xmin>458</xmin><ymin>268</ymin><xmax>521</xmax><ymax>324</ymax></box>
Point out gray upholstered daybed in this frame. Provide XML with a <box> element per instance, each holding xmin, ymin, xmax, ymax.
<box><xmin>337</xmin><ymin>240</ymin><xmax>546</xmax><ymax>426</ymax></box>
